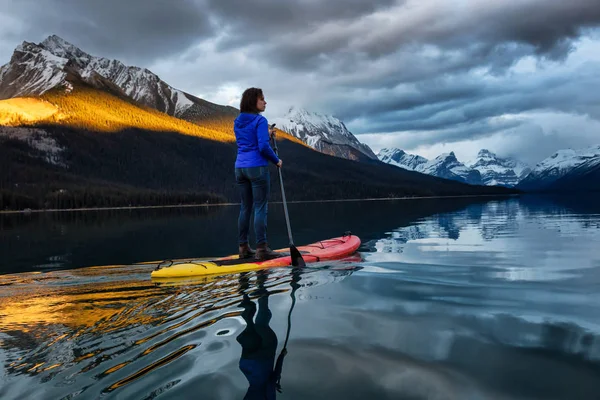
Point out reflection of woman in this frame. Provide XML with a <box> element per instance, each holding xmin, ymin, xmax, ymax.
<box><xmin>237</xmin><ymin>291</ymin><xmax>286</xmax><ymax>399</ymax></box>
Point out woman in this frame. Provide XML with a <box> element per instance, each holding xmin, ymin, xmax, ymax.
<box><xmin>234</xmin><ymin>88</ymin><xmax>283</xmax><ymax>260</ymax></box>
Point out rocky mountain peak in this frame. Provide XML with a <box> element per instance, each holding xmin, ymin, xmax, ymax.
<box><xmin>274</xmin><ymin>107</ymin><xmax>378</xmax><ymax>162</ymax></box>
<box><xmin>377</xmin><ymin>148</ymin><xmax>427</xmax><ymax>171</ymax></box>
<box><xmin>477</xmin><ymin>149</ymin><xmax>495</xmax><ymax>157</ymax></box>
<box><xmin>420</xmin><ymin>153</ymin><xmax>482</xmax><ymax>185</ymax></box>
<box><xmin>40</xmin><ymin>35</ymin><xmax>88</xmax><ymax>60</ymax></box>
<box><xmin>0</xmin><ymin>35</ymin><xmax>237</xmax><ymax>121</ymax></box>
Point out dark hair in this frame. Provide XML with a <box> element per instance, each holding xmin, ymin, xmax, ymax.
<box><xmin>239</xmin><ymin>87</ymin><xmax>264</xmax><ymax>113</ymax></box>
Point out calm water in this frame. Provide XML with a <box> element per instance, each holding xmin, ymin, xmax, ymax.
<box><xmin>1</xmin><ymin>195</ymin><xmax>600</xmax><ymax>399</ymax></box>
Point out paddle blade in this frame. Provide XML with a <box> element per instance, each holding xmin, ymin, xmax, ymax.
<box><xmin>290</xmin><ymin>245</ymin><xmax>306</xmax><ymax>267</ymax></box>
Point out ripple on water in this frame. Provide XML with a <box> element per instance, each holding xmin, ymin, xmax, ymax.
<box><xmin>1</xmin><ymin>197</ymin><xmax>600</xmax><ymax>399</ymax></box>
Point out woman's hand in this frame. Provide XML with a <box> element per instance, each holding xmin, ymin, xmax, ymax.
<box><xmin>269</xmin><ymin>127</ymin><xmax>277</xmax><ymax>138</ymax></box>
<box><xmin>277</xmin><ymin>160</ymin><xmax>283</xmax><ymax>168</ymax></box>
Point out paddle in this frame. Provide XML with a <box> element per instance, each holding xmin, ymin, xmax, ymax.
<box><xmin>275</xmin><ymin>267</ymin><xmax>302</xmax><ymax>393</ymax></box>
<box><xmin>282</xmin><ymin>267</ymin><xmax>301</xmax><ymax>348</ymax></box>
<box><xmin>269</xmin><ymin>124</ymin><xmax>306</xmax><ymax>267</ymax></box>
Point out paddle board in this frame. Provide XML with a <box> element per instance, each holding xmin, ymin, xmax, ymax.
<box><xmin>150</xmin><ymin>233</ymin><xmax>361</xmax><ymax>278</ymax></box>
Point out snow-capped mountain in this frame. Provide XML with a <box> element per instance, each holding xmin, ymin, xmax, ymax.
<box><xmin>419</xmin><ymin>152</ymin><xmax>482</xmax><ymax>185</ymax></box>
<box><xmin>0</xmin><ymin>35</ymin><xmax>236</xmax><ymax>121</ymax></box>
<box><xmin>377</xmin><ymin>148</ymin><xmax>482</xmax><ymax>185</ymax></box>
<box><xmin>377</xmin><ymin>148</ymin><xmax>427</xmax><ymax>170</ymax></box>
<box><xmin>517</xmin><ymin>145</ymin><xmax>600</xmax><ymax>191</ymax></box>
<box><xmin>467</xmin><ymin>149</ymin><xmax>531</xmax><ymax>187</ymax></box>
<box><xmin>273</xmin><ymin>107</ymin><xmax>378</xmax><ymax>162</ymax></box>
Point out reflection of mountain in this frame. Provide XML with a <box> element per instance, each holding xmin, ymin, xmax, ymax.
<box><xmin>374</xmin><ymin>225</ymin><xmax>431</xmax><ymax>253</ymax></box>
<box><xmin>468</xmin><ymin>200</ymin><xmax>522</xmax><ymax>241</ymax></box>
<box><xmin>1</xmin><ymin>196</ymin><xmax>512</xmax><ymax>275</ymax></box>
<box><xmin>374</xmin><ymin>208</ymin><xmax>476</xmax><ymax>252</ymax></box>
<box><xmin>373</xmin><ymin>195</ymin><xmax>600</xmax><ymax>253</ymax></box>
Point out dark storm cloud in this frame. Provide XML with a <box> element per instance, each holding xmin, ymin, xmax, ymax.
<box><xmin>0</xmin><ymin>0</ymin><xmax>214</xmax><ymax>63</ymax></box>
<box><xmin>204</xmin><ymin>0</ymin><xmax>600</xmax><ymax>74</ymax></box>
<box><xmin>207</xmin><ymin>0</ymin><xmax>399</xmax><ymax>46</ymax></box>
<box><xmin>328</xmin><ymin>59</ymin><xmax>600</xmax><ymax>138</ymax></box>
<box><xmin>204</xmin><ymin>0</ymin><xmax>400</xmax><ymax>70</ymax></box>
<box><xmin>372</xmin><ymin>117</ymin><xmax>524</xmax><ymax>151</ymax></box>
<box><xmin>1</xmin><ymin>0</ymin><xmax>600</xmax><ymax>163</ymax></box>
<box><xmin>197</xmin><ymin>0</ymin><xmax>600</xmax><ymax>163</ymax></box>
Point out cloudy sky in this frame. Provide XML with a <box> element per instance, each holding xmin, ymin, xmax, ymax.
<box><xmin>1</xmin><ymin>0</ymin><xmax>600</xmax><ymax>165</ymax></box>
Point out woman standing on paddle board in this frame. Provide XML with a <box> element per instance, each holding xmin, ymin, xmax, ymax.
<box><xmin>234</xmin><ymin>88</ymin><xmax>282</xmax><ymax>261</ymax></box>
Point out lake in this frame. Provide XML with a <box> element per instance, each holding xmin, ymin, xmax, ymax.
<box><xmin>1</xmin><ymin>195</ymin><xmax>600</xmax><ymax>399</ymax></box>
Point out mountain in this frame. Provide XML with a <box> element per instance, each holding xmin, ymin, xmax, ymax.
<box><xmin>377</xmin><ymin>148</ymin><xmax>427</xmax><ymax>170</ymax></box>
<box><xmin>377</xmin><ymin>148</ymin><xmax>482</xmax><ymax>185</ymax></box>
<box><xmin>0</xmin><ymin>35</ymin><xmax>517</xmax><ymax>210</ymax></box>
<box><xmin>466</xmin><ymin>149</ymin><xmax>531</xmax><ymax>187</ymax></box>
<box><xmin>550</xmin><ymin>159</ymin><xmax>600</xmax><ymax>191</ymax></box>
<box><xmin>0</xmin><ymin>122</ymin><xmax>516</xmax><ymax>211</ymax></box>
<box><xmin>273</xmin><ymin>107</ymin><xmax>378</xmax><ymax>162</ymax></box>
<box><xmin>517</xmin><ymin>145</ymin><xmax>600</xmax><ymax>191</ymax></box>
<box><xmin>419</xmin><ymin>152</ymin><xmax>482</xmax><ymax>185</ymax></box>
<box><xmin>0</xmin><ymin>35</ymin><xmax>237</xmax><ymax>124</ymax></box>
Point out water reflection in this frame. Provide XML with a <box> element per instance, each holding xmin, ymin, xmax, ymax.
<box><xmin>368</xmin><ymin>196</ymin><xmax>600</xmax><ymax>282</ymax></box>
<box><xmin>235</xmin><ymin>269</ymin><xmax>301</xmax><ymax>399</ymax></box>
<box><xmin>0</xmin><ymin>195</ymin><xmax>522</xmax><ymax>275</ymax></box>
<box><xmin>2</xmin><ymin>195</ymin><xmax>600</xmax><ymax>399</ymax></box>
<box><xmin>0</xmin><ymin>263</ymin><xmax>358</xmax><ymax>399</ymax></box>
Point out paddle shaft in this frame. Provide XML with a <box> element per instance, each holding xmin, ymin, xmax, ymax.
<box><xmin>276</xmin><ymin>268</ymin><xmax>302</xmax><ymax>390</ymax></box>
<box><xmin>283</xmin><ymin>270</ymin><xmax>300</xmax><ymax>348</ymax></box>
<box><xmin>270</xmin><ymin>134</ymin><xmax>295</xmax><ymax>246</ymax></box>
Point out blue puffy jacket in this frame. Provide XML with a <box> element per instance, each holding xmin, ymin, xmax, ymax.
<box><xmin>234</xmin><ymin>113</ymin><xmax>280</xmax><ymax>168</ymax></box>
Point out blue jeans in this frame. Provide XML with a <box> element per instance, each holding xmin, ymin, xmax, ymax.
<box><xmin>236</xmin><ymin>166</ymin><xmax>270</xmax><ymax>245</ymax></box>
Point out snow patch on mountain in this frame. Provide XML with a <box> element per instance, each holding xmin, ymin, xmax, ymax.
<box><xmin>0</xmin><ymin>126</ymin><xmax>66</xmax><ymax>167</ymax></box>
<box><xmin>172</xmin><ymin>90</ymin><xmax>194</xmax><ymax>115</ymax></box>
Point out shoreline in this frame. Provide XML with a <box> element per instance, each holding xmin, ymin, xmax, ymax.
<box><xmin>0</xmin><ymin>193</ymin><xmax>520</xmax><ymax>215</ymax></box>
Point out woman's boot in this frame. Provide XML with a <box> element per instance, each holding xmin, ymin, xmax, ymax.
<box><xmin>255</xmin><ymin>243</ymin><xmax>279</xmax><ymax>261</ymax></box>
<box><xmin>239</xmin><ymin>243</ymin><xmax>256</xmax><ymax>259</ymax></box>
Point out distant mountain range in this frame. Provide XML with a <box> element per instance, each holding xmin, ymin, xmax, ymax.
<box><xmin>422</xmin><ymin>152</ymin><xmax>484</xmax><ymax>185</ymax></box>
<box><xmin>378</xmin><ymin>146</ymin><xmax>599</xmax><ymax>191</ymax></box>
<box><xmin>269</xmin><ymin>113</ymin><xmax>535</xmax><ymax>188</ymax></box>
<box><xmin>0</xmin><ymin>35</ymin><xmax>514</xmax><ymax>210</ymax></box>
<box><xmin>378</xmin><ymin>148</ymin><xmax>524</xmax><ymax>186</ymax></box>
<box><xmin>278</xmin><ymin>109</ymin><xmax>599</xmax><ymax>192</ymax></box>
